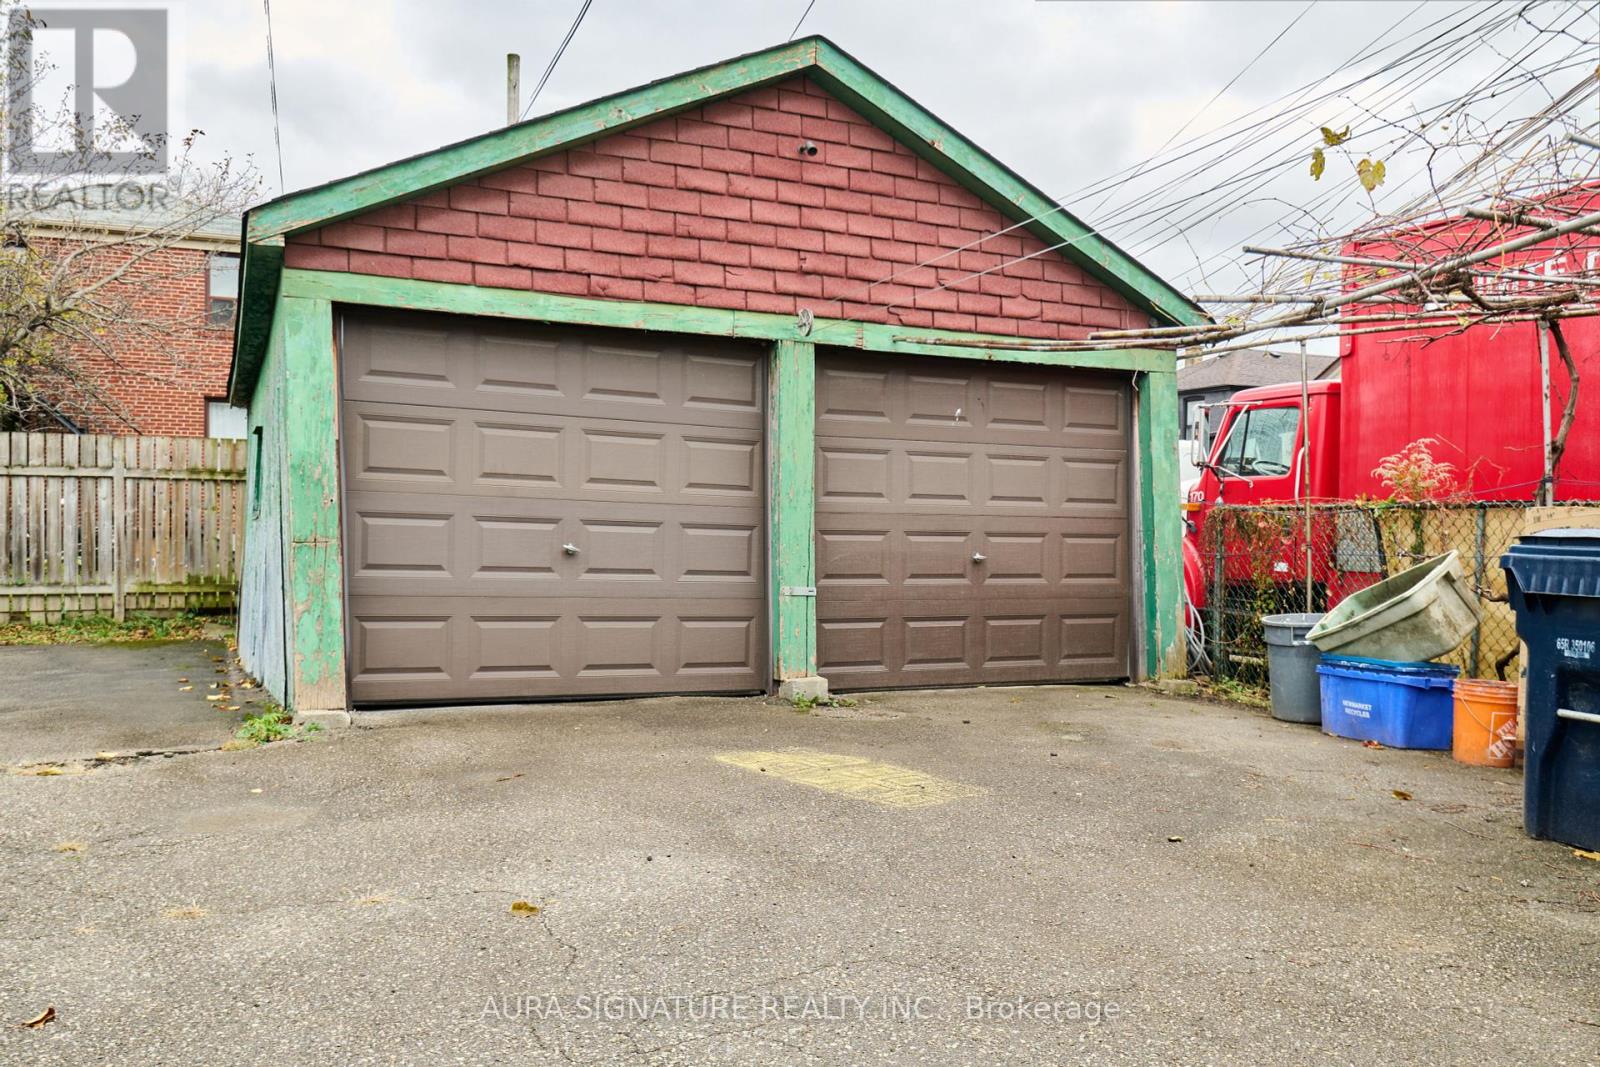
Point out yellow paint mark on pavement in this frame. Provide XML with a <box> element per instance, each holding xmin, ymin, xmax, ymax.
<box><xmin>715</xmin><ymin>748</ymin><xmax>984</xmax><ymax>809</ymax></box>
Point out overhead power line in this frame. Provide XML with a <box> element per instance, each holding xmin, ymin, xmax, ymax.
<box><xmin>1084</xmin><ymin>0</ymin><xmax>1320</xmax><ymax>218</ymax></box>
<box><xmin>521</xmin><ymin>0</ymin><xmax>595</xmax><ymax>122</ymax></box>
<box><xmin>789</xmin><ymin>0</ymin><xmax>819</xmax><ymax>41</ymax></box>
<box><xmin>263</xmin><ymin>0</ymin><xmax>285</xmax><ymax>193</ymax></box>
<box><xmin>813</xmin><ymin>0</ymin><xmax>1591</xmax><ymax>338</ymax></box>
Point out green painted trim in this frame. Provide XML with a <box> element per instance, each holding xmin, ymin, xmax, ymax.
<box><xmin>280</xmin><ymin>295</ymin><xmax>348</xmax><ymax>711</ymax></box>
<box><xmin>1136</xmin><ymin>368</ymin><xmax>1184</xmax><ymax>679</ymax></box>
<box><xmin>241</xmin><ymin>35</ymin><xmax>1202</xmax><ymax>329</ymax></box>
<box><xmin>276</xmin><ymin>269</ymin><xmax>1169</xmax><ymax>373</ymax></box>
<box><xmin>768</xmin><ymin>339</ymin><xmax>816</xmax><ymax>681</ymax></box>
<box><xmin>227</xmin><ymin>238</ymin><xmax>283</xmax><ymax>407</ymax></box>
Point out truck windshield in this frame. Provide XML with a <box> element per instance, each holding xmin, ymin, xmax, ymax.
<box><xmin>1215</xmin><ymin>405</ymin><xmax>1300</xmax><ymax>478</ymax></box>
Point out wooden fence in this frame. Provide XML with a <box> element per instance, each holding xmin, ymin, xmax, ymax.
<box><xmin>0</xmin><ymin>432</ymin><xmax>247</xmax><ymax>622</ymax></box>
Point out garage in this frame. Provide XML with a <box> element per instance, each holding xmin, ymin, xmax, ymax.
<box><xmin>230</xmin><ymin>38</ymin><xmax>1204</xmax><ymax>716</ymax></box>
<box><xmin>338</xmin><ymin>310</ymin><xmax>767</xmax><ymax>704</ymax></box>
<box><xmin>814</xmin><ymin>351</ymin><xmax>1132</xmax><ymax>688</ymax></box>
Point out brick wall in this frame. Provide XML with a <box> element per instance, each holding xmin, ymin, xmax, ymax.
<box><xmin>287</xmin><ymin>75</ymin><xmax>1146</xmax><ymax>339</ymax></box>
<box><xmin>33</xmin><ymin>239</ymin><xmax>233</xmax><ymax>436</ymax></box>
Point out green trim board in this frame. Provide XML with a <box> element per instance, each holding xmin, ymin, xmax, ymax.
<box><xmin>1136</xmin><ymin>368</ymin><xmax>1184</xmax><ymax>678</ymax></box>
<box><xmin>768</xmin><ymin>339</ymin><xmax>817</xmax><ymax>680</ymax></box>
<box><xmin>278</xmin><ymin>295</ymin><xmax>348</xmax><ymax>712</ymax></box>
<box><xmin>275</xmin><ymin>268</ymin><xmax>1171</xmax><ymax>373</ymax></box>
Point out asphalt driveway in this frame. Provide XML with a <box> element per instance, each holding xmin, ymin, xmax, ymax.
<box><xmin>1</xmin><ymin>675</ymin><xmax>1597</xmax><ymax>1064</ymax></box>
<box><xmin>0</xmin><ymin>641</ymin><xmax>270</xmax><ymax>765</ymax></box>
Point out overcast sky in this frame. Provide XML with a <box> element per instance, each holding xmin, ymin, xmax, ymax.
<box><xmin>166</xmin><ymin>0</ymin><xmax>1591</xmax><ymax>297</ymax></box>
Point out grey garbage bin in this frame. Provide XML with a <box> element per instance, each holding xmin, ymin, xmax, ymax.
<box><xmin>1262</xmin><ymin>613</ymin><xmax>1326</xmax><ymax>724</ymax></box>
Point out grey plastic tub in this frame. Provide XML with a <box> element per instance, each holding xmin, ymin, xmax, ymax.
<box><xmin>1306</xmin><ymin>551</ymin><xmax>1481</xmax><ymax>661</ymax></box>
<box><xmin>1262</xmin><ymin>612</ymin><xmax>1326</xmax><ymax>724</ymax></box>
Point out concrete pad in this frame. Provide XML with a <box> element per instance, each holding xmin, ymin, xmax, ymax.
<box><xmin>0</xmin><ymin>641</ymin><xmax>268</xmax><ymax>765</ymax></box>
<box><xmin>0</xmin><ymin>684</ymin><xmax>1596</xmax><ymax>1064</ymax></box>
<box><xmin>776</xmin><ymin>675</ymin><xmax>829</xmax><ymax>702</ymax></box>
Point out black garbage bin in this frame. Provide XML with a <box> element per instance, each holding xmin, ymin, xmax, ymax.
<box><xmin>1503</xmin><ymin>529</ymin><xmax>1600</xmax><ymax>852</ymax></box>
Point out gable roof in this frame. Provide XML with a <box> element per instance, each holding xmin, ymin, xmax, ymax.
<box><xmin>1177</xmin><ymin>349</ymin><xmax>1338</xmax><ymax>393</ymax></box>
<box><xmin>231</xmin><ymin>36</ymin><xmax>1205</xmax><ymax>401</ymax></box>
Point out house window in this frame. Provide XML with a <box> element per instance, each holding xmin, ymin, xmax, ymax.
<box><xmin>206</xmin><ymin>399</ymin><xmax>248</xmax><ymax>439</ymax></box>
<box><xmin>208</xmin><ymin>252</ymin><xmax>240</xmax><ymax>326</ymax></box>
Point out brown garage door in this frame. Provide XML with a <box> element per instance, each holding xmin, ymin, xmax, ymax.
<box><xmin>339</xmin><ymin>310</ymin><xmax>767</xmax><ymax>704</ymax></box>
<box><xmin>815</xmin><ymin>351</ymin><xmax>1131</xmax><ymax>689</ymax></box>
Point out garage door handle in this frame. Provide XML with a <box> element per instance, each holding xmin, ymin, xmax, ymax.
<box><xmin>562</xmin><ymin>543</ymin><xmax>580</xmax><ymax>556</ymax></box>
<box><xmin>1557</xmin><ymin>707</ymin><xmax>1600</xmax><ymax>725</ymax></box>
<box><xmin>971</xmin><ymin>552</ymin><xmax>987</xmax><ymax>563</ymax></box>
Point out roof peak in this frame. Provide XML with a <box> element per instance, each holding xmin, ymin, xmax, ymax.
<box><xmin>242</xmin><ymin>35</ymin><xmax>1202</xmax><ymax>328</ymax></box>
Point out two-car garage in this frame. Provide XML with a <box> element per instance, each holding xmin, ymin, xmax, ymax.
<box><xmin>337</xmin><ymin>310</ymin><xmax>1131</xmax><ymax>705</ymax></box>
<box><xmin>232</xmin><ymin>40</ymin><xmax>1201</xmax><ymax>714</ymax></box>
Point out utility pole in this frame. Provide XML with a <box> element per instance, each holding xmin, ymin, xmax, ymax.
<box><xmin>506</xmin><ymin>54</ymin><xmax>521</xmax><ymax>126</ymax></box>
<box><xmin>1300</xmin><ymin>339</ymin><xmax>1313</xmax><ymax>612</ymax></box>
<box><xmin>1538</xmin><ymin>319</ymin><xmax>1553</xmax><ymax>506</ymax></box>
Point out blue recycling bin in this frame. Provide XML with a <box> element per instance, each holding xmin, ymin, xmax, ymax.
<box><xmin>1502</xmin><ymin>529</ymin><xmax>1600</xmax><ymax>852</ymax></box>
<box><xmin>1316</xmin><ymin>655</ymin><xmax>1458</xmax><ymax>749</ymax></box>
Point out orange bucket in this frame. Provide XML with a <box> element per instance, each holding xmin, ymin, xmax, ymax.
<box><xmin>1452</xmin><ymin>679</ymin><xmax>1519</xmax><ymax>768</ymax></box>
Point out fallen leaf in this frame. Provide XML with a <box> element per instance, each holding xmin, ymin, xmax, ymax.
<box><xmin>1392</xmin><ymin>789</ymin><xmax>1413</xmax><ymax>801</ymax></box>
<box><xmin>15</xmin><ymin>1005</ymin><xmax>55</xmax><ymax>1029</ymax></box>
<box><xmin>178</xmin><ymin>686</ymin><xmax>193</xmax><ymax>692</ymax></box>
<box><xmin>495</xmin><ymin>773</ymin><xmax>524</xmax><ymax>782</ymax></box>
<box><xmin>162</xmin><ymin>905</ymin><xmax>206</xmax><ymax>920</ymax></box>
<box><xmin>206</xmin><ymin>694</ymin><xmax>226</xmax><ymax>702</ymax></box>
<box><xmin>52</xmin><ymin>841</ymin><xmax>84</xmax><ymax>853</ymax></box>
<box><xmin>221</xmin><ymin>705</ymin><xmax>241</xmax><ymax>712</ymax></box>
<box><xmin>1575</xmin><ymin>849</ymin><xmax>1600</xmax><ymax>862</ymax></box>
<box><xmin>1362</xmin><ymin>740</ymin><xmax>1384</xmax><ymax>749</ymax></box>
<box><xmin>1166</xmin><ymin>835</ymin><xmax>1184</xmax><ymax>843</ymax></box>
<box><xmin>176</xmin><ymin>677</ymin><xmax>189</xmax><ymax>683</ymax></box>
<box><xmin>510</xmin><ymin>900</ymin><xmax>541</xmax><ymax>916</ymax></box>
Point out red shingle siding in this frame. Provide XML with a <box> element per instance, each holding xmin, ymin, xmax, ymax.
<box><xmin>286</xmin><ymin>76</ymin><xmax>1146</xmax><ymax>338</ymax></box>
<box><xmin>39</xmin><ymin>240</ymin><xmax>233</xmax><ymax>436</ymax></box>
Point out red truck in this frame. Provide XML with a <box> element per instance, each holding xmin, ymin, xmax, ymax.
<box><xmin>1183</xmin><ymin>292</ymin><xmax>1600</xmax><ymax>615</ymax></box>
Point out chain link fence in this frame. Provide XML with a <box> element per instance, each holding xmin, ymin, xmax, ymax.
<box><xmin>1192</xmin><ymin>501</ymin><xmax>1576</xmax><ymax>687</ymax></box>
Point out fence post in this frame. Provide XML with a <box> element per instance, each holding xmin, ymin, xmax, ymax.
<box><xmin>111</xmin><ymin>451</ymin><xmax>126</xmax><ymax>622</ymax></box>
<box><xmin>1209</xmin><ymin>515</ymin><xmax>1225</xmax><ymax>679</ymax></box>
<box><xmin>1470</xmin><ymin>503</ymin><xmax>1487</xmax><ymax>676</ymax></box>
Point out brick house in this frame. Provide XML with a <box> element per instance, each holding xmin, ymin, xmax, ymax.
<box><xmin>19</xmin><ymin>213</ymin><xmax>244</xmax><ymax>437</ymax></box>
<box><xmin>229</xmin><ymin>37</ymin><xmax>1206</xmax><ymax>715</ymax></box>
